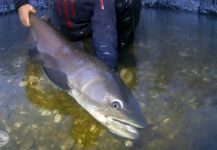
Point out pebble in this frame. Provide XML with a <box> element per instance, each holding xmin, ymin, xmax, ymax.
<box><xmin>163</xmin><ymin>118</ymin><xmax>170</xmax><ymax>123</ymax></box>
<box><xmin>14</xmin><ymin>122</ymin><xmax>22</xmax><ymax>128</ymax></box>
<box><xmin>19</xmin><ymin>81</ymin><xmax>28</xmax><ymax>87</ymax></box>
<box><xmin>140</xmin><ymin>93</ymin><xmax>145</xmax><ymax>97</ymax></box>
<box><xmin>7</xmin><ymin>79</ymin><xmax>13</xmax><ymax>83</ymax></box>
<box><xmin>152</xmin><ymin>126</ymin><xmax>159</xmax><ymax>130</ymax></box>
<box><xmin>39</xmin><ymin>77</ymin><xmax>45</xmax><ymax>81</ymax></box>
<box><xmin>125</xmin><ymin>140</ymin><xmax>133</xmax><ymax>147</ymax></box>
<box><xmin>32</xmin><ymin>124</ymin><xmax>38</xmax><ymax>129</ymax></box>
<box><xmin>52</xmin><ymin>109</ymin><xmax>59</xmax><ymax>114</ymax></box>
<box><xmin>41</xmin><ymin>110</ymin><xmax>52</xmax><ymax>116</ymax></box>
<box><xmin>20</xmin><ymin>111</ymin><xmax>27</xmax><ymax>114</ymax></box>
<box><xmin>178</xmin><ymin>51</ymin><xmax>189</xmax><ymax>57</ymax></box>
<box><xmin>120</xmin><ymin>68</ymin><xmax>133</xmax><ymax>85</ymax></box>
<box><xmin>54</xmin><ymin>114</ymin><xmax>61</xmax><ymax>123</ymax></box>
<box><xmin>78</xmin><ymin>139</ymin><xmax>82</xmax><ymax>144</ymax></box>
<box><xmin>151</xmin><ymin>93</ymin><xmax>159</xmax><ymax>99</ymax></box>
<box><xmin>90</xmin><ymin>125</ymin><xmax>96</xmax><ymax>132</ymax></box>
<box><xmin>203</xmin><ymin>77</ymin><xmax>210</xmax><ymax>82</ymax></box>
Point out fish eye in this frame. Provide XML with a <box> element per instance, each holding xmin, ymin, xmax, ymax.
<box><xmin>111</xmin><ymin>100</ymin><xmax>123</xmax><ymax>110</ymax></box>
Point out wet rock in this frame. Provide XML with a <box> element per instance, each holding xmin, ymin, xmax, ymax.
<box><xmin>7</xmin><ymin>79</ymin><xmax>13</xmax><ymax>83</ymax></box>
<box><xmin>14</xmin><ymin>122</ymin><xmax>22</xmax><ymax>128</ymax></box>
<box><xmin>20</xmin><ymin>111</ymin><xmax>27</xmax><ymax>114</ymax></box>
<box><xmin>202</xmin><ymin>77</ymin><xmax>210</xmax><ymax>82</ymax></box>
<box><xmin>125</xmin><ymin>139</ymin><xmax>133</xmax><ymax>147</ymax></box>
<box><xmin>54</xmin><ymin>114</ymin><xmax>61</xmax><ymax>123</ymax></box>
<box><xmin>178</xmin><ymin>51</ymin><xmax>189</xmax><ymax>57</ymax></box>
<box><xmin>60</xmin><ymin>138</ymin><xmax>74</xmax><ymax>150</ymax></box>
<box><xmin>90</xmin><ymin>124</ymin><xmax>96</xmax><ymax>132</ymax></box>
<box><xmin>19</xmin><ymin>81</ymin><xmax>28</xmax><ymax>87</ymax></box>
<box><xmin>163</xmin><ymin>118</ymin><xmax>170</xmax><ymax>124</ymax></box>
<box><xmin>32</xmin><ymin>124</ymin><xmax>38</xmax><ymax>129</ymax></box>
<box><xmin>52</xmin><ymin>109</ymin><xmax>59</xmax><ymax>114</ymax></box>
<box><xmin>41</xmin><ymin>110</ymin><xmax>52</xmax><ymax>116</ymax></box>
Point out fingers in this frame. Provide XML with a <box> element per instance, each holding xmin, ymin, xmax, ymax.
<box><xmin>30</xmin><ymin>6</ymin><xmax>36</xmax><ymax>14</ymax></box>
<box><xmin>18</xmin><ymin>4</ymin><xmax>36</xmax><ymax>27</ymax></box>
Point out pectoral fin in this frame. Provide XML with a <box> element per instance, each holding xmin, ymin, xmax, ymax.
<box><xmin>43</xmin><ymin>67</ymin><xmax>71</xmax><ymax>91</ymax></box>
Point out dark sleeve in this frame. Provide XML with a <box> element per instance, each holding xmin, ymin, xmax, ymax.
<box><xmin>13</xmin><ymin>0</ymin><xmax>29</xmax><ymax>12</ymax></box>
<box><xmin>91</xmin><ymin>0</ymin><xmax>118</xmax><ymax>69</ymax></box>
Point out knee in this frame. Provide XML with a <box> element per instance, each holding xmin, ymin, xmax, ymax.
<box><xmin>95</xmin><ymin>48</ymin><xmax>118</xmax><ymax>69</ymax></box>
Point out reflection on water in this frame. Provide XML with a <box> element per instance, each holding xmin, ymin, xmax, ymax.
<box><xmin>0</xmin><ymin>8</ymin><xmax>217</xmax><ymax>150</ymax></box>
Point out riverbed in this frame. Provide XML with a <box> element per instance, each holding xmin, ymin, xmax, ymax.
<box><xmin>0</xmin><ymin>8</ymin><xmax>217</xmax><ymax>150</ymax></box>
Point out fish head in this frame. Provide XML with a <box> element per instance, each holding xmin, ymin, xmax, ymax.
<box><xmin>89</xmin><ymin>97</ymin><xmax>146</xmax><ymax>139</ymax></box>
<box><xmin>83</xmin><ymin>73</ymin><xmax>146</xmax><ymax>140</ymax></box>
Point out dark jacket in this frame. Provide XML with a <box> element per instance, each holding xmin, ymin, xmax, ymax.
<box><xmin>14</xmin><ymin>0</ymin><xmax>141</xmax><ymax>68</ymax></box>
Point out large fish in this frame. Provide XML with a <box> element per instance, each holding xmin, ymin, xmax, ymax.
<box><xmin>29</xmin><ymin>15</ymin><xmax>145</xmax><ymax>139</ymax></box>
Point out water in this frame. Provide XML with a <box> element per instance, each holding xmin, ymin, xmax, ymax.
<box><xmin>0</xmin><ymin>8</ymin><xmax>217</xmax><ymax>150</ymax></box>
<box><xmin>142</xmin><ymin>0</ymin><xmax>217</xmax><ymax>14</ymax></box>
<box><xmin>1</xmin><ymin>0</ymin><xmax>217</xmax><ymax>15</ymax></box>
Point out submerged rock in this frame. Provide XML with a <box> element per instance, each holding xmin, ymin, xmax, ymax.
<box><xmin>19</xmin><ymin>81</ymin><xmax>28</xmax><ymax>87</ymax></box>
<box><xmin>54</xmin><ymin>114</ymin><xmax>61</xmax><ymax>123</ymax></box>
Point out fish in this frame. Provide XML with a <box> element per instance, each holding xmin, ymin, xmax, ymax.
<box><xmin>29</xmin><ymin>14</ymin><xmax>146</xmax><ymax>139</ymax></box>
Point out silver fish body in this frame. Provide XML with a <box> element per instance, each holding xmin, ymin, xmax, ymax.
<box><xmin>29</xmin><ymin>15</ymin><xmax>146</xmax><ymax>139</ymax></box>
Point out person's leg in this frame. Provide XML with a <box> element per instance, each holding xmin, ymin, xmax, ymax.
<box><xmin>116</xmin><ymin>0</ymin><xmax>141</xmax><ymax>49</ymax></box>
<box><xmin>115</xmin><ymin>0</ymin><xmax>141</xmax><ymax>88</ymax></box>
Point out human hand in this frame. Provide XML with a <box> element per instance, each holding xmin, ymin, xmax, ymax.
<box><xmin>18</xmin><ymin>4</ymin><xmax>36</xmax><ymax>27</ymax></box>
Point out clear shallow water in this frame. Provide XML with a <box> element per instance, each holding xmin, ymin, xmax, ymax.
<box><xmin>0</xmin><ymin>8</ymin><xmax>217</xmax><ymax>150</ymax></box>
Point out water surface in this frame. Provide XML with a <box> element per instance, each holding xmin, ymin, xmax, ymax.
<box><xmin>0</xmin><ymin>8</ymin><xmax>217</xmax><ymax>150</ymax></box>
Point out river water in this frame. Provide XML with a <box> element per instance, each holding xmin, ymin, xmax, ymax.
<box><xmin>0</xmin><ymin>8</ymin><xmax>217</xmax><ymax>150</ymax></box>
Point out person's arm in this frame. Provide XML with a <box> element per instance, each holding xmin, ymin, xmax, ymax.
<box><xmin>91</xmin><ymin>0</ymin><xmax>118</xmax><ymax>69</ymax></box>
<box><xmin>13</xmin><ymin>0</ymin><xmax>36</xmax><ymax>27</ymax></box>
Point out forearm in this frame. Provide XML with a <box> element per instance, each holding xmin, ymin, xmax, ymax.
<box><xmin>91</xmin><ymin>0</ymin><xmax>118</xmax><ymax>68</ymax></box>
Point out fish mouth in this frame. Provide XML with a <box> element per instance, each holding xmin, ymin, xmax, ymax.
<box><xmin>88</xmin><ymin>108</ymin><xmax>145</xmax><ymax>139</ymax></box>
<box><xmin>107</xmin><ymin>117</ymin><xmax>143</xmax><ymax>139</ymax></box>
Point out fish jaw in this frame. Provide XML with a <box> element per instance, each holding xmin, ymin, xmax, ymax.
<box><xmin>88</xmin><ymin>109</ymin><xmax>145</xmax><ymax>140</ymax></box>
